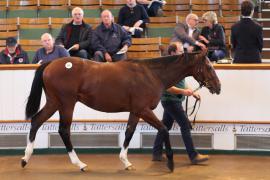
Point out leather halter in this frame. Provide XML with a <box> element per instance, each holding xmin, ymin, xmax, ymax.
<box><xmin>183</xmin><ymin>49</ymin><xmax>205</xmax><ymax>129</ymax></box>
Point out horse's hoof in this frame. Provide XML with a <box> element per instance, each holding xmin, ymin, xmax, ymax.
<box><xmin>125</xmin><ymin>165</ymin><xmax>136</xmax><ymax>171</ymax></box>
<box><xmin>167</xmin><ymin>160</ymin><xmax>174</xmax><ymax>172</ymax></box>
<box><xmin>80</xmin><ymin>168</ymin><xmax>85</xmax><ymax>172</ymax></box>
<box><xmin>80</xmin><ymin>165</ymin><xmax>87</xmax><ymax>172</ymax></box>
<box><xmin>21</xmin><ymin>159</ymin><xmax>27</xmax><ymax>168</ymax></box>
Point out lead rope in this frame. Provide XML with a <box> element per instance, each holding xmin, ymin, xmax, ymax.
<box><xmin>185</xmin><ymin>85</ymin><xmax>203</xmax><ymax>129</ymax></box>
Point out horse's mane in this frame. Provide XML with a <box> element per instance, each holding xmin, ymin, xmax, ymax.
<box><xmin>125</xmin><ymin>54</ymin><xmax>183</xmax><ymax>69</ymax></box>
<box><xmin>125</xmin><ymin>52</ymin><xmax>201</xmax><ymax>69</ymax></box>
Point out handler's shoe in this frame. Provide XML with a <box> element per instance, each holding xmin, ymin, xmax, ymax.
<box><xmin>191</xmin><ymin>154</ymin><xmax>209</xmax><ymax>164</ymax></box>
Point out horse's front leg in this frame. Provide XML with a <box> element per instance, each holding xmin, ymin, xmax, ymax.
<box><xmin>58</xmin><ymin>107</ymin><xmax>87</xmax><ymax>171</ymax></box>
<box><xmin>139</xmin><ymin>108</ymin><xmax>174</xmax><ymax>172</ymax></box>
<box><xmin>119</xmin><ymin>112</ymin><xmax>139</xmax><ymax>170</ymax></box>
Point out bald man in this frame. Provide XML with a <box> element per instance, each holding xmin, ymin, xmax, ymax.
<box><xmin>92</xmin><ymin>10</ymin><xmax>132</xmax><ymax>62</ymax></box>
<box><xmin>32</xmin><ymin>33</ymin><xmax>69</xmax><ymax>64</ymax></box>
<box><xmin>171</xmin><ymin>13</ymin><xmax>206</xmax><ymax>52</ymax></box>
<box><xmin>55</xmin><ymin>7</ymin><xmax>93</xmax><ymax>59</ymax></box>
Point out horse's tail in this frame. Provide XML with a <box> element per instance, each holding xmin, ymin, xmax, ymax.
<box><xmin>25</xmin><ymin>62</ymin><xmax>51</xmax><ymax>120</ymax></box>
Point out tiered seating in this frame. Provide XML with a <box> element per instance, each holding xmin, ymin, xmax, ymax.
<box><xmin>18</xmin><ymin>18</ymin><xmax>50</xmax><ymax>39</ymax></box>
<box><xmin>0</xmin><ymin>0</ymin><xmax>245</xmax><ymax>60</ymax></box>
<box><xmin>101</xmin><ymin>0</ymin><xmax>126</xmax><ymax>17</ymax></box>
<box><xmin>48</xmin><ymin>17</ymin><xmax>71</xmax><ymax>37</ymax></box>
<box><xmin>219</xmin><ymin>16</ymin><xmax>240</xmax><ymax>57</ymax></box>
<box><xmin>70</xmin><ymin>0</ymin><xmax>101</xmax><ymax>17</ymax></box>
<box><xmin>191</xmin><ymin>0</ymin><xmax>220</xmax><ymax>16</ymax></box>
<box><xmin>19</xmin><ymin>39</ymin><xmax>42</xmax><ymax>61</ymax></box>
<box><xmin>0</xmin><ymin>1</ymin><xmax>6</xmax><ymax>19</ymax></box>
<box><xmin>83</xmin><ymin>17</ymin><xmax>101</xmax><ymax>29</ymax></box>
<box><xmin>7</xmin><ymin>0</ymin><xmax>38</xmax><ymax>18</ymax></box>
<box><xmin>221</xmin><ymin>0</ymin><xmax>242</xmax><ymax>17</ymax></box>
<box><xmin>146</xmin><ymin>16</ymin><xmax>178</xmax><ymax>37</ymax></box>
<box><xmin>127</xmin><ymin>37</ymin><xmax>161</xmax><ymax>59</ymax></box>
<box><xmin>163</xmin><ymin>0</ymin><xmax>191</xmax><ymax>17</ymax></box>
<box><xmin>0</xmin><ymin>17</ymin><xmax>18</xmax><ymax>41</ymax></box>
<box><xmin>0</xmin><ymin>39</ymin><xmax>5</xmax><ymax>51</ymax></box>
<box><xmin>38</xmin><ymin>0</ymin><xmax>70</xmax><ymax>18</ymax></box>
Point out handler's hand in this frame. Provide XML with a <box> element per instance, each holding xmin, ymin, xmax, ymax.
<box><xmin>105</xmin><ymin>53</ymin><xmax>112</xmax><ymax>62</ymax></box>
<box><xmin>183</xmin><ymin>89</ymin><xmax>193</xmax><ymax>96</ymax></box>
<box><xmin>192</xmin><ymin>93</ymin><xmax>201</xmax><ymax>100</ymax></box>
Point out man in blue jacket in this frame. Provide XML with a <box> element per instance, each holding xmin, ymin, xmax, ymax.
<box><xmin>92</xmin><ymin>10</ymin><xmax>132</xmax><ymax>62</ymax></box>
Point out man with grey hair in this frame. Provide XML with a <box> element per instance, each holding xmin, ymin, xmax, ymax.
<box><xmin>33</xmin><ymin>33</ymin><xmax>69</xmax><ymax>64</ymax></box>
<box><xmin>171</xmin><ymin>13</ymin><xmax>206</xmax><ymax>52</ymax></box>
<box><xmin>92</xmin><ymin>10</ymin><xmax>132</xmax><ymax>62</ymax></box>
<box><xmin>55</xmin><ymin>7</ymin><xmax>93</xmax><ymax>59</ymax></box>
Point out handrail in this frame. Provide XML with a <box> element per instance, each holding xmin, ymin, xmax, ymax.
<box><xmin>1</xmin><ymin>119</ymin><xmax>270</xmax><ymax>124</ymax></box>
<box><xmin>1</xmin><ymin>63</ymin><xmax>270</xmax><ymax>70</ymax></box>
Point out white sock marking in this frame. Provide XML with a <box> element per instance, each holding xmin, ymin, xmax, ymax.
<box><xmin>119</xmin><ymin>147</ymin><xmax>132</xmax><ymax>168</ymax></box>
<box><xmin>68</xmin><ymin>149</ymin><xmax>87</xmax><ymax>169</ymax></box>
<box><xmin>22</xmin><ymin>142</ymin><xmax>34</xmax><ymax>162</ymax></box>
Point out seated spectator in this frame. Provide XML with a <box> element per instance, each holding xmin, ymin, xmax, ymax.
<box><xmin>200</xmin><ymin>11</ymin><xmax>226</xmax><ymax>62</ymax></box>
<box><xmin>118</xmin><ymin>0</ymin><xmax>149</xmax><ymax>38</ymax></box>
<box><xmin>32</xmin><ymin>33</ymin><xmax>70</xmax><ymax>64</ymax></box>
<box><xmin>171</xmin><ymin>13</ymin><xmax>206</xmax><ymax>52</ymax></box>
<box><xmin>231</xmin><ymin>0</ymin><xmax>263</xmax><ymax>63</ymax></box>
<box><xmin>55</xmin><ymin>7</ymin><xmax>92</xmax><ymax>59</ymax></box>
<box><xmin>137</xmin><ymin>0</ymin><xmax>166</xmax><ymax>17</ymax></box>
<box><xmin>92</xmin><ymin>10</ymin><xmax>132</xmax><ymax>62</ymax></box>
<box><xmin>0</xmin><ymin>37</ymin><xmax>29</xmax><ymax>64</ymax></box>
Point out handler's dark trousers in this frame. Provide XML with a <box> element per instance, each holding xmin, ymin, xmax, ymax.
<box><xmin>153</xmin><ymin>101</ymin><xmax>198</xmax><ymax>160</ymax></box>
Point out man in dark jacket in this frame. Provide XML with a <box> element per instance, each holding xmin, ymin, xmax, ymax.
<box><xmin>118</xmin><ymin>0</ymin><xmax>149</xmax><ymax>38</ymax></box>
<box><xmin>92</xmin><ymin>10</ymin><xmax>132</xmax><ymax>62</ymax></box>
<box><xmin>231</xmin><ymin>0</ymin><xmax>263</xmax><ymax>63</ymax></box>
<box><xmin>55</xmin><ymin>7</ymin><xmax>92</xmax><ymax>59</ymax></box>
<box><xmin>0</xmin><ymin>37</ymin><xmax>29</xmax><ymax>64</ymax></box>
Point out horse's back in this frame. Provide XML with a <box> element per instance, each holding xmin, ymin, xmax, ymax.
<box><xmin>42</xmin><ymin>57</ymin><xmax>97</xmax><ymax>95</ymax></box>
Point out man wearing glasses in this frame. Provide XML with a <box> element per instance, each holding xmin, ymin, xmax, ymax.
<box><xmin>171</xmin><ymin>13</ymin><xmax>206</xmax><ymax>52</ymax></box>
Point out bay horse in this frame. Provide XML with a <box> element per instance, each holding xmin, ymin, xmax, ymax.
<box><xmin>21</xmin><ymin>51</ymin><xmax>221</xmax><ymax>172</ymax></box>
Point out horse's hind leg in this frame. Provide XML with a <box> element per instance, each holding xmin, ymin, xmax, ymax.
<box><xmin>58</xmin><ymin>104</ymin><xmax>87</xmax><ymax>171</ymax></box>
<box><xmin>139</xmin><ymin>108</ymin><xmax>174</xmax><ymax>172</ymax></box>
<box><xmin>119</xmin><ymin>112</ymin><xmax>139</xmax><ymax>170</ymax></box>
<box><xmin>22</xmin><ymin>102</ymin><xmax>57</xmax><ymax>168</ymax></box>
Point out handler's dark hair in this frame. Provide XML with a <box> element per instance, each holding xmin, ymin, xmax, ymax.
<box><xmin>241</xmin><ymin>0</ymin><xmax>254</xmax><ymax>16</ymax></box>
<box><xmin>168</xmin><ymin>44</ymin><xmax>178</xmax><ymax>55</ymax></box>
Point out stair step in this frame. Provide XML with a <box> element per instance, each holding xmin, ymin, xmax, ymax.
<box><xmin>262</xmin><ymin>59</ymin><xmax>270</xmax><ymax>63</ymax></box>
<box><xmin>263</xmin><ymin>28</ymin><xmax>270</xmax><ymax>36</ymax></box>
<box><xmin>261</xmin><ymin>9</ymin><xmax>270</xmax><ymax>18</ymax></box>
<box><xmin>263</xmin><ymin>40</ymin><xmax>270</xmax><ymax>48</ymax></box>
<box><xmin>261</xmin><ymin>2</ymin><xmax>270</xmax><ymax>9</ymax></box>
<box><xmin>258</xmin><ymin>20</ymin><xmax>270</xmax><ymax>27</ymax></box>
<box><xmin>262</xmin><ymin>50</ymin><xmax>270</xmax><ymax>59</ymax></box>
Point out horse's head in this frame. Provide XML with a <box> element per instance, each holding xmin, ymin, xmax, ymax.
<box><xmin>190</xmin><ymin>52</ymin><xmax>221</xmax><ymax>94</ymax></box>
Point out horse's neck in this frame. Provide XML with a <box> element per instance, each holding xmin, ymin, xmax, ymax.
<box><xmin>150</xmin><ymin>56</ymin><xmax>194</xmax><ymax>89</ymax></box>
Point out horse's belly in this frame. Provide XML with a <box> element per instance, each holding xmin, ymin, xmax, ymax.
<box><xmin>79</xmin><ymin>94</ymin><xmax>130</xmax><ymax>113</ymax></box>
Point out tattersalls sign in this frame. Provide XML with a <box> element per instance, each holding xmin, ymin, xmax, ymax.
<box><xmin>1</xmin><ymin>122</ymin><xmax>269</xmax><ymax>134</ymax></box>
<box><xmin>0</xmin><ymin>122</ymin><xmax>232</xmax><ymax>133</ymax></box>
